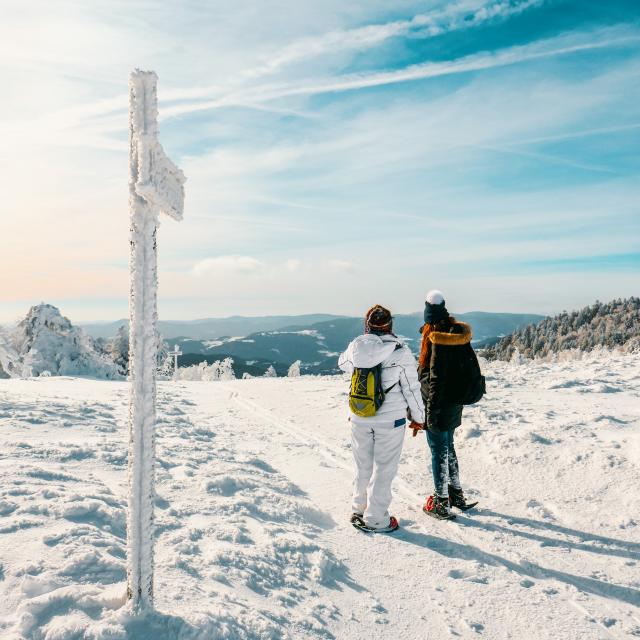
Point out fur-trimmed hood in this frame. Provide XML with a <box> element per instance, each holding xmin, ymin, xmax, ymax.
<box><xmin>428</xmin><ymin>321</ymin><xmax>472</xmax><ymax>346</ymax></box>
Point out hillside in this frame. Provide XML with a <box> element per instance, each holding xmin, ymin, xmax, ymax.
<box><xmin>0</xmin><ymin>352</ymin><xmax>639</xmax><ymax>637</ymax></box>
<box><xmin>168</xmin><ymin>311</ymin><xmax>544</xmax><ymax>375</ymax></box>
<box><xmin>83</xmin><ymin>311</ymin><xmax>543</xmax><ymax>343</ymax></box>
<box><xmin>485</xmin><ymin>298</ymin><xmax>640</xmax><ymax>361</ymax></box>
<box><xmin>81</xmin><ymin>314</ymin><xmax>344</xmax><ymax>340</ymax></box>
<box><xmin>3</xmin><ymin>305</ymin><xmax>544</xmax><ymax>378</ymax></box>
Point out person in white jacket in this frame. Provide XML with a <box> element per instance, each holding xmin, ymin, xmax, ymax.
<box><xmin>338</xmin><ymin>305</ymin><xmax>425</xmax><ymax>532</ymax></box>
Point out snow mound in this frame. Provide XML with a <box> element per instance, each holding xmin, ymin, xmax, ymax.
<box><xmin>0</xmin><ymin>328</ymin><xmax>18</xmax><ymax>378</ymax></box>
<box><xmin>9</xmin><ymin>304</ymin><xmax>119</xmax><ymax>379</ymax></box>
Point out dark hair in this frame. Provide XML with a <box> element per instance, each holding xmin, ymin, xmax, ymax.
<box><xmin>365</xmin><ymin>304</ymin><xmax>393</xmax><ymax>334</ymax></box>
<box><xmin>433</xmin><ymin>316</ymin><xmax>454</xmax><ymax>332</ymax></box>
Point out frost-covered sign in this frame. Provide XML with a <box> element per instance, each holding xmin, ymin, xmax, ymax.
<box><xmin>127</xmin><ymin>69</ymin><xmax>185</xmax><ymax>611</ymax></box>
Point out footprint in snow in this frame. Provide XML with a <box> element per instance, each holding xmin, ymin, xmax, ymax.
<box><xmin>204</xmin><ymin>476</ymin><xmax>258</xmax><ymax>497</ymax></box>
<box><xmin>0</xmin><ymin>500</ymin><xmax>18</xmax><ymax>516</ymax></box>
<box><xmin>529</xmin><ymin>432</ymin><xmax>557</xmax><ymax>445</ymax></box>
<box><xmin>448</xmin><ymin>568</ymin><xmax>487</xmax><ymax>583</ymax></box>
<box><xmin>0</xmin><ymin>518</ymin><xmax>43</xmax><ymax>534</ymax></box>
<box><xmin>242</xmin><ymin>457</ymin><xmax>276</xmax><ymax>473</ymax></box>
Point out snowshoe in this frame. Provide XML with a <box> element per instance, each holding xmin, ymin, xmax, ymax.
<box><xmin>448</xmin><ymin>485</ymin><xmax>478</xmax><ymax>512</ymax></box>
<box><xmin>423</xmin><ymin>494</ymin><xmax>456</xmax><ymax>520</ymax></box>
<box><xmin>352</xmin><ymin>516</ymin><xmax>400</xmax><ymax>533</ymax></box>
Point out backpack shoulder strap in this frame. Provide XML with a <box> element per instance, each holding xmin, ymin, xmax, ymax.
<box><xmin>382</xmin><ymin>343</ymin><xmax>403</xmax><ymax>393</ymax></box>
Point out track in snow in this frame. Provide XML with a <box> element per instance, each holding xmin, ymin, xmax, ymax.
<box><xmin>223</xmin><ymin>364</ymin><xmax>640</xmax><ymax>640</ymax></box>
<box><xmin>1</xmin><ymin>353</ymin><xmax>639</xmax><ymax>639</ymax></box>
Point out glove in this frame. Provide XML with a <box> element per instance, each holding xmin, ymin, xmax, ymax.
<box><xmin>409</xmin><ymin>420</ymin><xmax>424</xmax><ymax>437</ymax></box>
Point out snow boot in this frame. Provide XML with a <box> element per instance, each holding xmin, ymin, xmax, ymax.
<box><xmin>448</xmin><ymin>485</ymin><xmax>478</xmax><ymax>512</ymax></box>
<box><xmin>352</xmin><ymin>516</ymin><xmax>399</xmax><ymax>533</ymax></box>
<box><xmin>350</xmin><ymin>512</ymin><xmax>365</xmax><ymax>526</ymax></box>
<box><xmin>423</xmin><ymin>494</ymin><xmax>456</xmax><ymax>520</ymax></box>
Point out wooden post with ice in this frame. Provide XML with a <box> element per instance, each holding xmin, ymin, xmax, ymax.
<box><xmin>171</xmin><ymin>344</ymin><xmax>182</xmax><ymax>381</ymax></box>
<box><xmin>127</xmin><ymin>69</ymin><xmax>185</xmax><ymax>611</ymax></box>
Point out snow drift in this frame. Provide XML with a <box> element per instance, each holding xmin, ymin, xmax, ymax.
<box><xmin>6</xmin><ymin>304</ymin><xmax>119</xmax><ymax>379</ymax></box>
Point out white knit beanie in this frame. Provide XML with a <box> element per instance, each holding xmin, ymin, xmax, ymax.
<box><xmin>426</xmin><ymin>290</ymin><xmax>445</xmax><ymax>305</ymax></box>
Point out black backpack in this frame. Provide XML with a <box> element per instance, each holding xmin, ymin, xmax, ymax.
<box><xmin>460</xmin><ymin>344</ymin><xmax>487</xmax><ymax>404</ymax></box>
<box><xmin>449</xmin><ymin>343</ymin><xmax>486</xmax><ymax>405</ymax></box>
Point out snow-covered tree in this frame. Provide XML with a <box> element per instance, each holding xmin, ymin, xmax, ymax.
<box><xmin>218</xmin><ymin>357</ymin><xmax>235</xmax><ymax>380</ymax></box>
<box><xmin>287</xmin><ymin>360</ymin><xmax>301</xmax><ymax>377</ymax></box>
<box><xmin>174</xmin><ymin>357</ymin><xmax>236</xmax><ymax>381</ymax></box>
<box><xmin>158</xmin><ymin>352</ymin><xmax>174</xmax><ymax>380</ymax></box>
<box><xmin>264</xmin><ymin>364</ymin><xmax>277</xmax><ymax>378</ymax></box>
<box><xmin>108</xmin><ymin>324</ymin><xmax>130</xmax><ymax>375</ymax></box>
<box><xmin>156</xmin><ymin>336</ymin><xmax>173</xmax><ymax>379</ymax></box>
<box><xmin>12</xmin><ymin>304</ymin><xmax>119</xmax><ymax>379</ymax></box>
<box><xmin>484</xmin><ymin>297</ymin><xmax>640</xmax><ymax>361</ymax></box>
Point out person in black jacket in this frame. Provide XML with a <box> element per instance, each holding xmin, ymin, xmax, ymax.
<box><xmin>416</xmin><ymin>290</ymin><xmax>478</xmax><ymax>520</ymax></box>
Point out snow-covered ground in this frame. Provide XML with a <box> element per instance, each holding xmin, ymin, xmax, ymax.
<box><xmin>0</xmin><ymin>353</ymin><xmax>639</xmax><ymax>639</ymax></box>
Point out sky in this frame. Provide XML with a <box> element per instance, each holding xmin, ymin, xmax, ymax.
<box><xmin>1</xmin><ymin>0</ymin><xmax>639</xmax><ymax>323</ymax></box>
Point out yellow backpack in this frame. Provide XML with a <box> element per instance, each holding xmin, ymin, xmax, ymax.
<box><xmin>348</xmin><ymin>345</ymin><xmax>400</xmax><ymax>417</ymax></box>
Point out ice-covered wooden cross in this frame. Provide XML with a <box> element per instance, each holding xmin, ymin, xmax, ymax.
<box><xmin>171</xmin><ymin>344</ymin><xmax>182</xmax><ymax>381</ymax></box>
<box><xmin>127</xmin><ymin>70</ymin><xmax>185</xmax><ymax>611</ymax></box>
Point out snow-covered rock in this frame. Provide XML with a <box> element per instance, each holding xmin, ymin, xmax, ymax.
<box><xmin>9</xmin><ymin>304</ymin><xmax>119</xmax><ymax>379</ymax></box>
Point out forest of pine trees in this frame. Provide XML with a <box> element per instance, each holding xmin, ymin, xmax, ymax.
<box><xmin>483</xmin><ymin>297</ymin><xmax>640</xmax><ymax>361</ymax></box>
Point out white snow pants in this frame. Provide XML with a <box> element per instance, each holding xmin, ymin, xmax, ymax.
<box><xmin>350</xmin><ymin>418</ymin><xmax>406</xmax><ymax>529</ymax></box>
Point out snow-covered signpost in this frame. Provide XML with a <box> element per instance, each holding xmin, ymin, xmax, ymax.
<box><xmin>171</xmin><ymin>344</ymin><xmax>182</xmax><ymax>381</ymax></box>
<box><xmin>127</xmin><ymin>69</ymin><xmax>185</xmax><ymax>611</ymax></box>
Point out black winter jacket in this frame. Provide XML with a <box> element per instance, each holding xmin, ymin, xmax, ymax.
<box><xmin>418</xmin><ymin>321</ymin><xmax>473</xmax><ymax>433</ymax></box>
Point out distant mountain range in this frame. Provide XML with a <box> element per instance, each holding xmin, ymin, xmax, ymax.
<box><xmin>3</xmin><ymin>306</ymin><xmax>545</xmax><ymax>378</ymax></box>
<box><xmin>6</xmin><ymin>299</ymin><xmax>635</xmax><ymax>377</ymax></box>
<box><xmin>9</xmin><ymin>300</ymin><xmax>638</xmax><ymax>377</ymax></box>
<box><xmin>81</xmin><ymin>314</ymin><xmax>342</xmax><ymax>340</ymax></box>
<box><xmin>82</xmin><ymin>311</ymin><xmax>543</xmax><ymax>342</ymax></box>
<box><xmin>156</xmin><ymin>311</ymin><xmax>545</xmax><ymax>375</ymax></box>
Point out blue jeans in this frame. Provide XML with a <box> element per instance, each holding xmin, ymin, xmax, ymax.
<box><xmin>426</xmin><ymin>429</ymin><xmax>461</xmax><ymax>498</ymax></box>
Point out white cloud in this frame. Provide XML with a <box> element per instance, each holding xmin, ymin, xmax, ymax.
<box><xmin>160</xmin><ymin>24</ymin><xmax>640</xmax><ymax>121</ymax></box>
<box><xmin>245</xmin><ymin>1</ymin><xmax>544</xmax><ymax>78</ymax></box>
<box><xmin>284</xmin><ymin>259</ymin><xmax>302</xmax><ymax>272</ymax></box>
<box><xmin>328</xmin><ymin>260</ymin><xmax>356</xmax><ymax>273</ymax></box>
<box><xmin>192</xmin><ymin>256</ymin><xmax>264</xmax><ymax>277</ymax></box>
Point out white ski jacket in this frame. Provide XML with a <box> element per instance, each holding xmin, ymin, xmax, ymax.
<box><xmin>338</xmin><ymin>334</ymin><xmax>425</xmax><ymax>425</ymax></box>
